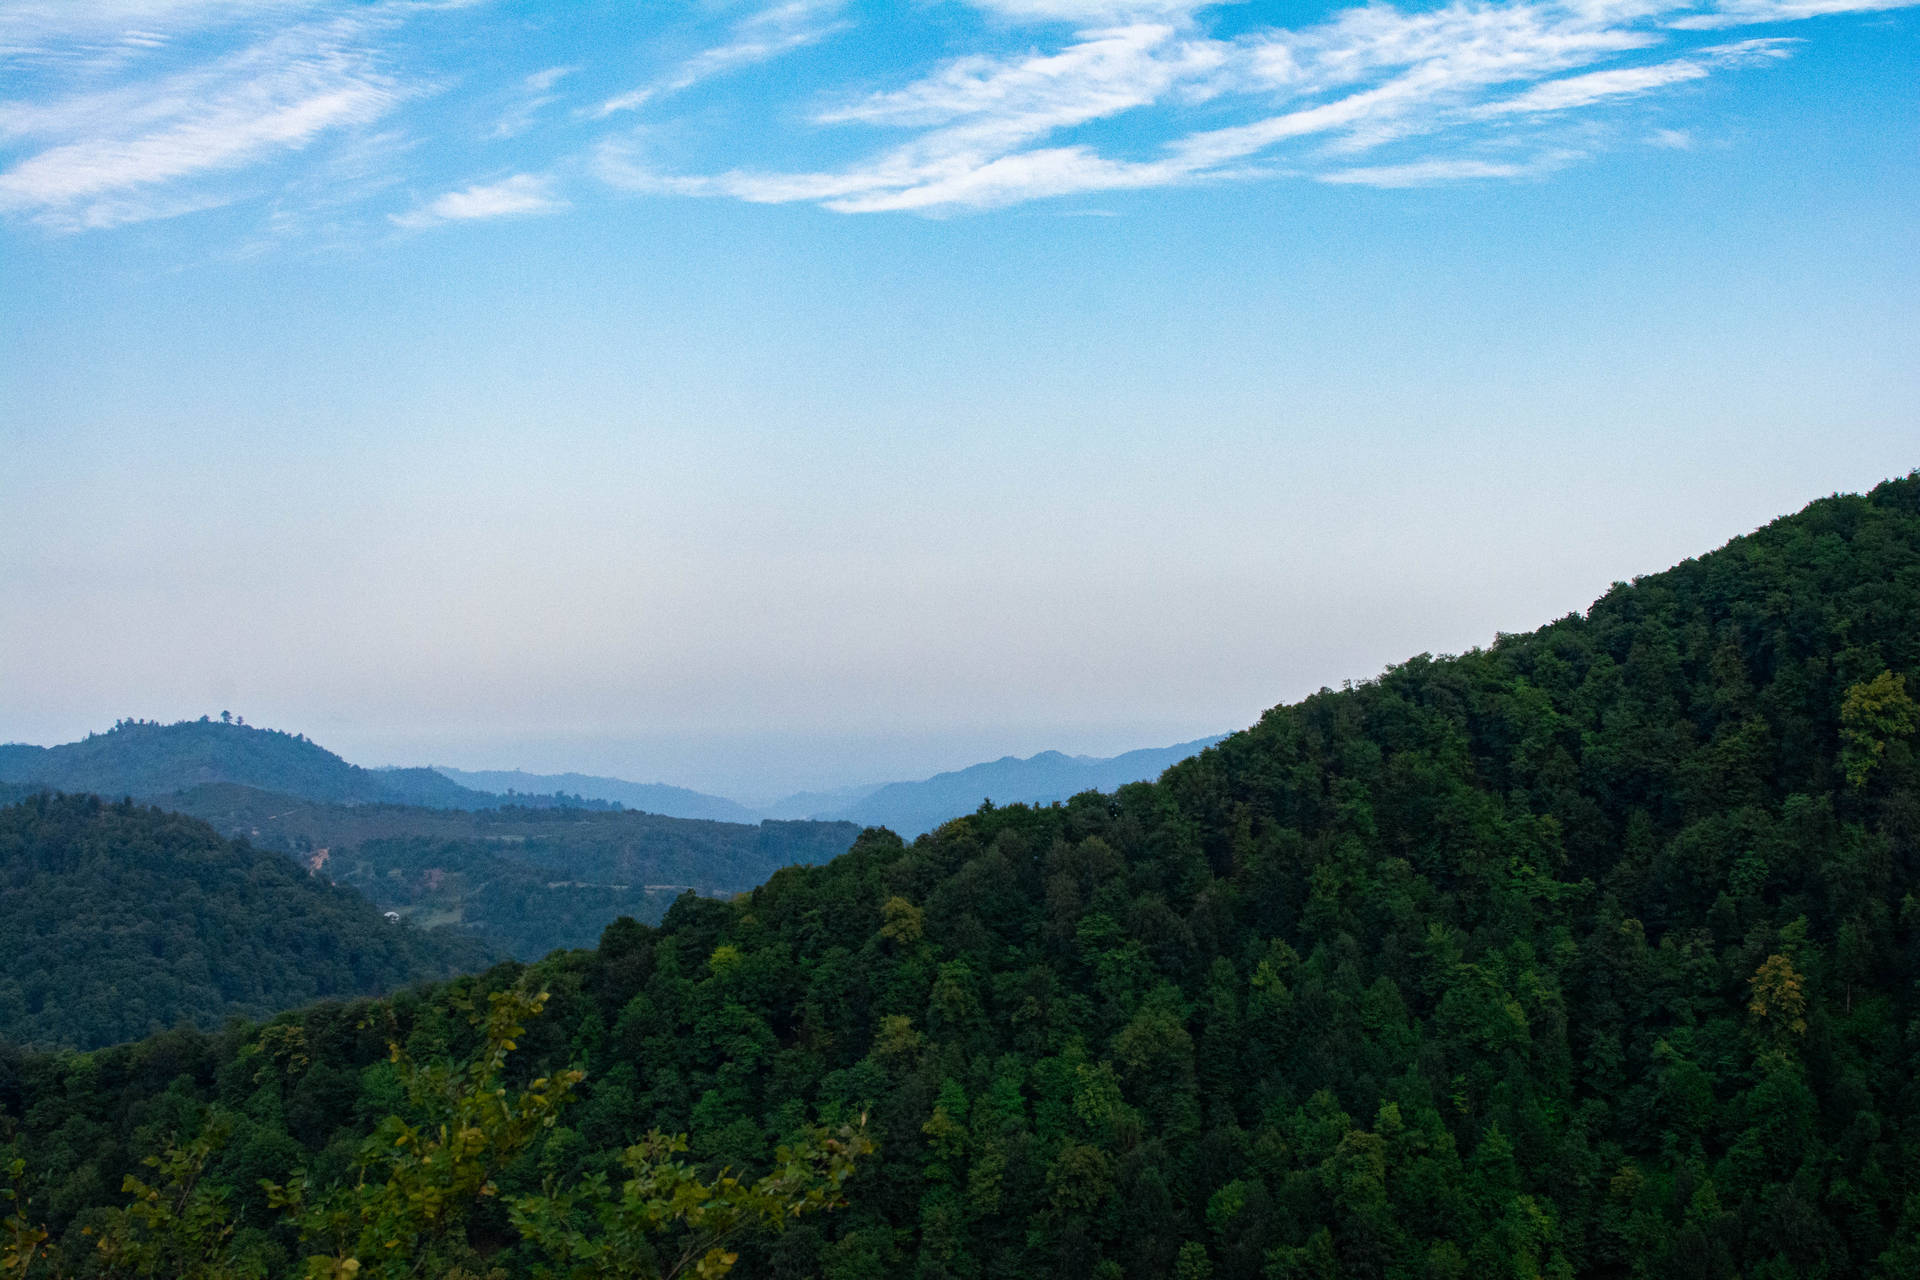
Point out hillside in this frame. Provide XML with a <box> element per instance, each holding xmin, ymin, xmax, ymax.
<box><xmin>0</xmin><ymin>719</ymin><xmax>610</xmax><ymax>812</ymax></box>
<box><xmin>4</xmin><ymin>473</ymin><xmax>1920</xmax><ymax>1278</ymax></box>
<box><xmin>433</xmin><ymin>765</ymin><xmax>759</xmax><ymax>822</ymax></box>
<box><xmin>820</xmin><ymin>736</ymin><xmax>1226</xmax><ymax>836</ymax></box>
<box><xmin>158</xmin><ymin>782</ymin><xmax>863</xmax><ymax>958</ymax></box>
<box><xmin>0</xmin><ymin>793</ymin><xmax>493</xmax><ymax>1050</ymax></box>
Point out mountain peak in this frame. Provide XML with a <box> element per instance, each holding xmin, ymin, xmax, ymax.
<box><xmin>0</xmin><ymin>717</ymin><xmax>492</xmax><ymax>810</ymax></box>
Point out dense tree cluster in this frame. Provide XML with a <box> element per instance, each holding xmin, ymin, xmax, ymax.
<box><xmin>162</xmin><ymin>792</ymin><xmax>863</xmax><ymax>958</ymax></box>
<box><xmin>3</xmin><ymin>474</ymin><xmax>1919</xmax><ymax>1277</ymax></box>
<box><xmin>0</xmin><ymin>985</ymin><xmax>868</xmax><ymax>1279</ymax></box>
<box><xmin>0</xmin><ymin>722</ymin><xmax>865</xmax><ymax>961</ymax></box>
<box><xmin>0</xmin><ymin>795</ymin><xmax>492</xmax><ymax>1050</ymax></box>
<box><xmin>321</xmin><ymin>835</ymin><xmax>716</xmax><ymax>960</ymax></box>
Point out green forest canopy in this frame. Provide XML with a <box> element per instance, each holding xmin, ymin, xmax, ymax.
<box><xmin>161</xmin><ymin>785</ymin><xmax>863</xmax><ymax>958</ymax></box>
<box><xmin>3</xmin><ymin>472</ymin><xmax>1919</xmax><ymax>1278</ymax></box>
<box><xmin>0</xmin><ymin>795</ymin><xmax>493</xmax><ymax>1051</ymax></box>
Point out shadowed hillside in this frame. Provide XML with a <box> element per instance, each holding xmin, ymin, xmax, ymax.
<box><xmin>158</xmin><ymin>782</ymin><xmax>864</xmax><ymax>958</ymax></box>
<box><xmin>0</xmin><ymin>793</ymin><xmax>494</xmax><ymax>1050</ymax></box>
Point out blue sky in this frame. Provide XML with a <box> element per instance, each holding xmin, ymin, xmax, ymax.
<box><xmin>1</xmin><ymin>0</ymin><xmax>1915</xmax><ymax>223</ymax></box>
<box><xmin>1</xmin><ymin>0</ymin><xmax>1916</xmax><ymax>798</ymax></box>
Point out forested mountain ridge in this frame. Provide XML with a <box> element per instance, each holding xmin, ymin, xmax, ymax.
<box><xmin>0</xmin><ymin>719</ymin><xmax>607</xmax><ymax>812</ymax></box>
<box><xmin>5</xmin><ymin>474</ymin><xmax>1920</xmax><ymax>1278</ymax></box>
<box><xmin>0</xmin><ymin>794</ymin><xmax>493</xmax><ymax>1051</ymax></box>
<box><xmin>156</xmin><ymin>783</ymin><xmax>864</xmax><ymax>958</ymax></box>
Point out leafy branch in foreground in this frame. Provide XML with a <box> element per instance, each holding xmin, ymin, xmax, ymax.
<box><xmin>45</xmin><ymin>981</ymin><xmax>869</xmax><ymax>1280</ymax></box>
<box><xmin>92</xmin><ymin>1120</ymin><xmax>264</xmax><ymax>1280</ymax></box>
<box><xmin>264</xmin><ymin>985</ymin><xmax>583</xmax><ymax>1279</ymax></box>
<box><xmin>511</xmin><ymin>1121</ymin><xmax>874</xmax><ymax>1280</ymax></box>
<box><xmin>2</xmin><ymin>1157</ymin><xmax>48</xmax><ymax>1280</ymax></box>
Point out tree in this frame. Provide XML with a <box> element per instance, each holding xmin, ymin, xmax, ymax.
<box><xmin>508</xmin><ymin>1124</ymin><xmax>872</xmax><ymax>1280</ymax></box>
<box><xmin>66</xmin><ymin>984</ymin><xmax>868</xmax><ymax>1280</ymax></box>
<box><xmin>1840</xmin><ymin>670</ymin><xmax>1918</xmax><ymax>787</ymax></box>
<box><xmin>265</xmin><ymin>985</ymin><xmax>584</xmax><ymax>1279</ymax></box>
<box><xmin>92</xmin><ymin>1123</ymin><xmax>254</xmax><ymax>1280</ymax></box>
<box><xmin>2</xmin><ymin>1157</ymin><xmax>47</xmax><ymax>1280</ymax></box>
<box><xmin>1746</xmin><ymin>953</ymin><xmax>1808</xmax><ymax>1048</ymax></box>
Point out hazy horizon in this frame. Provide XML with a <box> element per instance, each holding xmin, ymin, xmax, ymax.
<box><xmin>4</xmin><ymin>1</ymin><xmax>1915</xmax><ymax>800</ymax></box>
<box><xmin>0</xmin><ymin>713</ymin><xmax>1235</xmax><ymax>804</ymax></box>
<box><xmin>5</xmin><ymin>472</ymin><xmax>1915</xmax><ymax>797</ymax></box>
<box><xmin>2</xmin><ymin>472</ymin><xmax>1908</xmax><ymax>799</ymax></box>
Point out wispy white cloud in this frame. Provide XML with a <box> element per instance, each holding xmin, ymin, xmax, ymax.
<box><xmin>0</xmin><ymin>16</ymin><xmax>405</xmax><ymax>229</ymax></box>
<box><xmin>1474</xmin><ymin>37</ymin><xmax>1792</xmax><ymax>115</ymax></box>
<box><xmin>596</xmin><ymin>1</ymin><xmax>849</xmax><ymax>118</ymax></box>
<box><xmin>1671</xmin><ymin>0</ymin><xmax>1918</xmax><ymax>27</ymax></box>
<box><xmin>0</xmin><ymin>0</ymin><xmax>1909</xmax><ymax>238</ymax></box>
<box><xmin>0</xmin><ymin>1</ymin><xmax>327</xmax><ymax>73</ymax></box>
<box><xmin>492</xmin><ymin>65</ymin><xmax>573</xmax><ymax>138</ymax></box>
<box><xmin>0</xmin><ymin>1</ymin><xmax>319</xmax><ymax>44</ymax></box>
<box><xmin>523</xmin><ymin>64</ymin><xmax>572</xmax><ymax>94</ymax></box>
<box><xmin>816</xmin><ymin>23</ymin><xmax>1215</xmax><ymax>131</ymax></box>
<box><xmin>1318</xmin><ymin>155</ymin><xmax>1552</xmax><ymax>185</ymax></box>
<box><xmin>960</xmin><ymin>0</ymin><xmax>1223</xmax><ymax>19</ymax></box>
<box><xmin>390</xmin><ymin>171</ymin><xmax>564</xmax><ymax>227</ymax></box>
<box><xmin>603</xmin><ymin>0</ymin><xmax>1912</xmax><ymax>212</ymax></box>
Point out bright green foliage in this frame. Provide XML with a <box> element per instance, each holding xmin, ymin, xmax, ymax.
<box><xmin>2</xmin><ymin>985</ymin><xmax>864</xmax><ymax>1278</ymax></box>
<box><xmin>509</xmin><ymin>1122</ymin><xmax>872</xmax><ymax>1279</ymax></box>
<box><xmin>264</xmin><ymin>986</ymin><xmax>584</xmax><ymax>1279</ymax></box>
<box><xmin>2</xmin><ymin>1158</ymin><xmax>47</xmax><ymax>1280</ymax></box>
<box><xmin>92</xmin><ymin>1123</ymin><xmax>255</xmax><ymax>1280</ymax></box>
<box><xmin>1745</xmin><ymin>953</ymin><xmax>1808</xmax><ymax>1045</ymax></box>
<box><xmin>1840</xmin><ymin>670</ymin><xmax>1918</xmax><ymax>787</ymax></box>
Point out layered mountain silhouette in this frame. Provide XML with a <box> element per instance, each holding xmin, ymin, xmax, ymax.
<box><xmin>434</xmin><ymin>739</ymin><xmax>1228</xmax><ymax>835</ymax></box>
<box><xmin>2</xmin><ymin>721</ymin><xmax>1221</xmax><ymax>838</ymax></box>
<box><xmin>816</xmin><ymin>737</ymin><xmax>1226</xmax><ymax>836</ymax></box>
<box><xmin>433</xmin><ymin>766</ymin><xmax>759</xmax><ymax>823</ymax></box>
<box><xmin>0</xmin><ymin>719</ymin><xmax>602</xmax><ymax>811</ymax></box>
<box><xmin>0</xmin><ymin>720</ymin><xmax>864</xmax><ymax>961</ymax></box>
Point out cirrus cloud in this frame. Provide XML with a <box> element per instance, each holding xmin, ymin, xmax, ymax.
<box><xmin>0</xmin><ymin>10</ymin><xmax>408</xmax><ymax>229</ymax></box>
<box><xmin>597</xmin><ymin>0</ymin><xmax>1914</xmax><ymax>212</ymax></box>
<box><xmin>389</xmin><ymin>171</ymin><xmax>565</xmax><ymax>227</ymax></box>
<box><xmin>0</xmin><ymin>0</ymin><xmax>1911</xmax><ymax>237</ymax></box>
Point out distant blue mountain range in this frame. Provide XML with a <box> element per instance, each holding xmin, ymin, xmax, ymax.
<box><xmin>818</xmin><ymin>737</ymin><xmax>1227</xmax><ymax>837</ymax></box>
<box><xmin>431</xmin><ymin>767</ymin><xmax>760</xmax><ymax>823</ymax></box>
<box><xmin>436</xmin><ymin>736</ymin><xmax>1227</xmax><ymax>836</ymax></box>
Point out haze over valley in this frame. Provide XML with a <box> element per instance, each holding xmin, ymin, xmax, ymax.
<box><xmin>0</xmin><ymin>716</ymin><xmax>1226</xmax><ymax>965</ymax></box>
